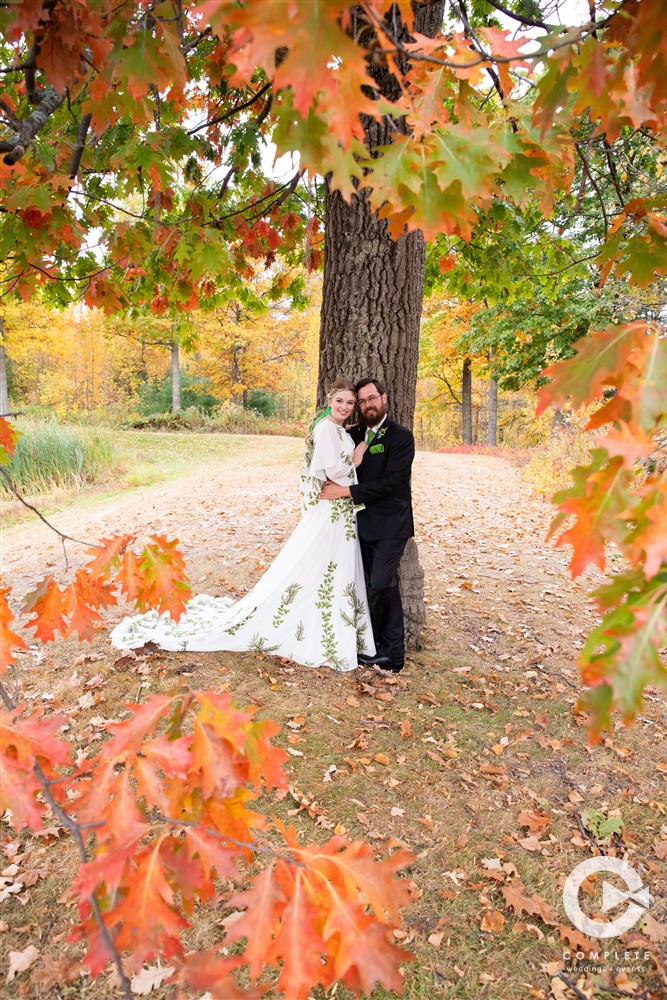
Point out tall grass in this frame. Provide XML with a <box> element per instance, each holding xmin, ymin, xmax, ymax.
<box><xmin>1</xmin><ymin>419</ymin><xmax>120</xmax><ymax>495</ymax></box>
<box><xmin>125</xmin><ymin>404</ymin><xmax>307</xmax><ymax>437</ymax></box>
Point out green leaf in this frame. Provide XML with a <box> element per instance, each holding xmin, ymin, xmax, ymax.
<box><xmin>581</xmin><ymin>807</ymin><xmax>624</xmax><ymax>841</ymax></box>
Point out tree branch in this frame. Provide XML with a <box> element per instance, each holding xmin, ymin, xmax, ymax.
<box><xmin>456</xmin><ymin>0</ymin><xmax>506</xmax><ymax>105</ymax></box>
<box><xmin>603</xmin><ymin>137</ymin><xmax>626</xmax><ymax>208</ymax></box>
<box><xmin>484</xmin><ymin>0</ymin><xmax>550</xmax><ymax>31</ymax></box>
<box><xmin>180</xmin><ymin>24</ymin><xmax>212</xmax><ymax>56</ymax></box>
<box><xmin>432</xmin><ymin>370</ymin><xmax>462</xmax><ymax>404</ymax></box>
<box><xmin>0</xmin><ymin>468</ymin><xmax>92</xmax><ymax>551</ymax></box>
<box><xmin>157</xmin><ymin>814</ymin><xmax>307</xmax><ymax>867</ymax></box>
<box><xmin>33</xmin><ymin>761</ymin><xmax>134</xmax><ymax>1000</ymax></box>
<box><xmin>68</xmin><ymin>112</ymin><xmax>93</xmax><ymax>178</ymax></box>
<box><xmin>575</xmin><ymin>142</ymin><xmax>609</xmax><ymax>237</ymax></box>
<box><xmin>2</xmin><ymin>86</ymin><xmax>64</xmax><ymax>164</ymax></box>
<box><xmin>188</xmin><ymin>81</ymin><xmax>272</xmax><ymax>136</ymax></box>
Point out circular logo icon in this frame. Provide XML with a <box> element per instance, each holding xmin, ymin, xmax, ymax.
<box><xmin>563</xmin><ymin>857</ymin><xmax>651</xmax><ymax>939</ymax></box>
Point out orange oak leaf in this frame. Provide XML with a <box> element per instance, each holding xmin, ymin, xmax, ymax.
<box><xmin>501</xmin><ymin>878</ymin><xmax>558</xmax><ymax>925</ymax></box>
<box><xmin>103</xmin><ymin>695</ymin><xmax>177</xmax><ymax>760</ymax></box>
<box><xmin>196</xmin><ymin>691</ymin><xmax>289</xmax><ymax>792</ymax></box>
<box><xmin>0</xmin><ymin>709</ymin><xmax>71</xmax><ymax>830</ymax></box>
<box><xmin>131</xmin><ymin>534</ymin><xmax>191</xmax><ymax>620</ymax></box>
<box><xmin>22</xmin><ymin>576</ymin><xmax>68</xmax><ymax>642</ymax></box>
<box><xmin>0</xmin><ymin>416</ymin><xmax>20</xmax><ymax>464</ymax></box>
<box><xmin>0</xmin><ymin>584</ymin><xmax>27</xmax><ymax>671</ymax></box>
<box><xmin>282</xmin><ymin>828</ymin><xmax>414</xmax><ymax>926</ymax></box>
<box><xmin>62</xmin><ymin>582</ymin><xmax>103</xmax><ymax>642</ymax></box>
<box><xmin>224</xmin><ymin>864</ymin><xmax>287</xmax><ymax>978</ymax></box>
<box><xmin>191</xmin><ymin>718</ymin><xmax>246</xmax><ymax>799</ymax></box>
<box><xmin>73</xmin><ymin>831</ymin><xmax>146</xmax><ymax>898</ymax></box>
<box><xmin>182</xmin><ymin>825</ymin><xmax>240</xmax><ymax>885</ymax></box>
<box><xmin>268</xmin><ymin>870</ymin><xmax>337</xmax><ymax>998</ymax></box>
<box><xmin>111</xmin><ymin>837</ymin><xmax>189</xmax><ymax>969</ymax></box>
<box><xmin>537</xmin><ymin>323</ymin><xmax>647</xmax><ymax>415</ymax></box>
<box><xmin>171</xmin><ymin>952</ymin><xmax>255</xmax><ymax>999</ymax></box>
<box><xmin>85</xmin><ymin>534</ymin><xmax>136</xmax><ymax>580</ymax></box>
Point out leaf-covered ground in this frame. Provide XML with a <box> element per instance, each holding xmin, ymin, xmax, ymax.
<box><xmin>2</xmin><ymin>434</ymin><xmax>666</xmax><ymax>999</ymax></box>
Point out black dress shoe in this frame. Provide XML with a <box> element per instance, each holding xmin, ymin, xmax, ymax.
<box><xmin>357</xmin><ymin>652</ymin><xmax>377</xmax><ymax>665</ymax></box>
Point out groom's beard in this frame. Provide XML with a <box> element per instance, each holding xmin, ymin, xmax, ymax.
<box><xmin>360</xmin><ymin>403</ymin><xmax>387</xmax><ymax>427</ymax></box>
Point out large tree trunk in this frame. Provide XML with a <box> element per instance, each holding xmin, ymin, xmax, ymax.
<box><xmin>462</xmin><ymin>357</ymin><xmax>472</xmax><ymax>445</ymax></box>
<box><xmin>487</xmin><ymin>351</ymin><xmax>498</xmax><ymax>446</ymax></box>
<box><xmin>319</xmin><ymin>190</ymin><xmax>424</xmax><ymax>428</ymax></box>
<box><xmin>0</xmin><ymin>318</ymin><xmax>9</xmax><ymax>416</ymax></box>
<box><xmin>318</xmin><ymin>1</ymin><xmax>445</xmax><ymax>650</ymax></box>
<box><xmin>171</xmin><ymin>340</ymin><xmax>181</xmax><ymax>413</ymax></box>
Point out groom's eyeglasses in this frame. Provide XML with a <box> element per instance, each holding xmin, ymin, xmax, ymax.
<box><xmin>358</xmin><ymin>394</ymin><xmax>382</xmax><ymax>407</ymax></box>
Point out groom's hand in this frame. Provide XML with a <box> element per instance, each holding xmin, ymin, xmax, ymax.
<box><xmin>320</xmin><ymin>480</ymin><xmax>351</xmax><ymax>500</ymax></box>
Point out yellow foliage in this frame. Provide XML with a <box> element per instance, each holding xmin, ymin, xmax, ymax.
<box><xmin>523</xmin><ymin>411</ymin><xmax>594</xmax><ymax>497</ymax></box>
<box><xmin>1</xmin><ymin>274</ymin><xmax>322</xmax><ymax>420</ymax></box>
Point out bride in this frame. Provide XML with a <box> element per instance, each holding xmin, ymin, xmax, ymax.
<box><xmin>111</xmin><ymin>379</ymin><xmax>375</xmax><ymax>671</ymax></box>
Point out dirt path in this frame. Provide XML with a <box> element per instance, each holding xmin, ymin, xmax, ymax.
<box><xmin>3</xmin><ymin>443</ymin><xmax>599</xmax><ymax>676</ymax></box>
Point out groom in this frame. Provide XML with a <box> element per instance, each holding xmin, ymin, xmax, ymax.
<box><xmin>320</xmin><ymin>378</ymin><xmax>415</xmax><ymax>673</ymax></box>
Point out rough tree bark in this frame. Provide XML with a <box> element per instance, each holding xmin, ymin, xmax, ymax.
<box><xmin>462</xmin><ymin>357</ymin><xmax>472</xmax><ymax>445</ymax></box>
<box><xmin>487</xmin><ymin>350</ymin><xmax>498</xmax><ymax>446</ymax></box>
<box><xmin>318</xmin><ymin>0</ymin><xmax>446</xmax><ymax>650</ymax></box>
<box><xmin>171</xmin><ymin>340</ymin><xmax>181</xmax><ymax>413</ymax></box>
<box><xmin>0</xmin><ymin>319</ymin><xmax>10</xmax><ymax>416</ymax></box>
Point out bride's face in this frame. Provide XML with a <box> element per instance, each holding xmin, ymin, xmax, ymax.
<box><xmin>329</xmin><ymin>390</ymin><xmax>356</xmax><ymax>424</ymax></box>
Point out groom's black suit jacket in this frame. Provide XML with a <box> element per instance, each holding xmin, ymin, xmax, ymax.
<box><xmin>348</xmin><ymin>418</ymin><xmax>415</xmax><ymax>541</ymax></box>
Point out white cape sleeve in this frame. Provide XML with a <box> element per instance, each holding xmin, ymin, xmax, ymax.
<box><xmin>310</xmin><ymin>419</ymin><xmax>351</xmax><ymax>483</ymax></box>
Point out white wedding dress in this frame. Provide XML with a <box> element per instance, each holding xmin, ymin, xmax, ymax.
<box><xmin>110</xmin><ymin>418</ymin><xmax>375</xmax><ymax>671</ymax></box>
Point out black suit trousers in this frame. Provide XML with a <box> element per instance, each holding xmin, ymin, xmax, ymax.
<box><xmin>359</xmin><ymin>536</ymin><xmax>408</xmax><ymax>663</ymax></box>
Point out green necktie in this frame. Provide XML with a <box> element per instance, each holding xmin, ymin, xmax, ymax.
<box><xmin>366</xmin><ymin>428</ymin><xmax>375</xmax><ymax>446</ymax></box>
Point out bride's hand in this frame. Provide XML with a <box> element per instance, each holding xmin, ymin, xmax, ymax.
<box><xmin>352</xmin><ymin>442</ymin><xmax>367</xmax><ymax>467</ymax></box>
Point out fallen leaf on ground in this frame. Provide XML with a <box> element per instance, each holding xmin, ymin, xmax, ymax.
<box><xmin>6</xmin><ymin>945</ymin><xmax>39</xmax><ymax>983</ymax></box>
<box><xmin>130</xmin><ymin>964</ymin><xmax>176</xmax><ymax>994</ymax></box>
<box><xmin>501</xmin><ymin>879</ymin><xmax>557</xmax><ymax>925</ymax></box>
<box><xmin>642</xmin><ymin>913</ymin><xmax>667</xmax><ymax>943</ymax></box>
<box><xmin>32</xmin><ymin>954</ymin><xmax>82</xmax><ymax>991</ymax></box>
<box><xmin>480</xmin><ymin>910</ymin><xmax>505</xmax><ymax>933</ymax></box>
<box><xmin>518</xmin><ymin>809</ymin><xmax>551</xmax><ymax>833</ymax></box>
<box><xmin>518</xmin><ymin>835</ymin><xmax>543</xmax><ymax>852</ymax></box>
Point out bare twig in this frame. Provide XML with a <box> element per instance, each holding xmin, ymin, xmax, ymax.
<box><xmin>0</xmin><ymin>468</ymin><xmax>92</xmax><ymax>548</ymax></box>
<box><xmin>0</xmin><ymin>679</ymin><xmax>15</xmax><ymax>710</ymax></box>
<box><xmin>157</xmin><ymin>814</ymin><xmax>306</xmax><ymax>867</ymax></box>
<box><xmin>251</xmin><ymin>167</ymin><xmax>303</xmax><ymax>223</ymax></box>
<box><xmin>557</xmin><ymin>973</ymin><xmax>594</xmax><ymax>1000</ymax></box>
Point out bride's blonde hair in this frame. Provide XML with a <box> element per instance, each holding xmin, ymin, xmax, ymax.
<box><xmin>307</xmin><ymin>379</ymin><xmax>356</xmax><ymax>442</ymax></box>
<box><xmin>326</xmin><ymin>378</ymin><xmax>355</xmax><ymax>398</ymax></box>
